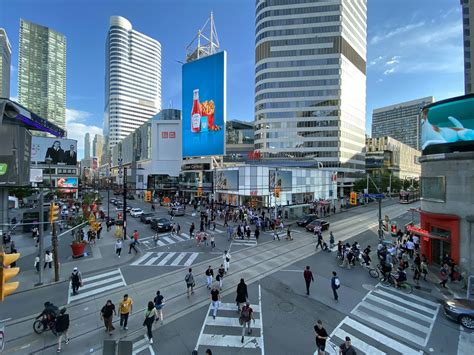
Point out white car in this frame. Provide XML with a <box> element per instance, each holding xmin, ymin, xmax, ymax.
<box><xmin>130</xmin><ymin>208</ymin><xmax>144</xmax><ymax>217</ymax></box>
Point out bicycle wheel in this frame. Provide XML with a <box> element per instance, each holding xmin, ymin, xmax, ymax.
<box><xmin>33</xmin><ymin>319</ymin><xmax>44</xmax><ymax>334</ymax></box>
<box><xmin>400</xmin><ymin>282</ymin><xmax>413</xmax><ymax>294</ymax></box>
<box><xmin>369</xmin><ymin>267</ymin><xmax>379</xmax><ymax>279</ymax></box>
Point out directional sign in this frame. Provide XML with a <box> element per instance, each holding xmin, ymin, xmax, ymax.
<box><xmin>363</xmin><ymin>193</ymin><xmax>385</xmax><ymax>199</ymax></box>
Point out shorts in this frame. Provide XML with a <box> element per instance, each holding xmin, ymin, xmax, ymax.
<box><xmin>187</xmin><ymin>283</ymin><xmax>194</xmax><ymax>289</ymax></box>
<box><xmin>316</xmin><ymin>341</ymin><xmax>326</xmax><ymax>351</ymax></box>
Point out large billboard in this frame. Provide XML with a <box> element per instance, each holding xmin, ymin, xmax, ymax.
<box><xmin>422</xmin><ymin>94</ymin><xmax>474</xmax><ymax>154</ymax></box>
<box><xmin>182</xmin><ymin>51</ymin><xmax>226</xmax><ymax>157</ymax></box>
<box><xmin>215</xmin><ymin>170</ymin><xmax>238</xmax><ymax>190</ymax></box>
<box><xmin>269</xmin><ymin>170</ymin><xmax>293</xmax><ymax>190</ymax></box>
<box><xmin>31</xmin><ymin>136</ymin><xmax>78</xmax><ymax>165</ymax></box>
<box><xmin>57</xmin><ymin>177</ymin><xmax>78</xmax><ymax>193</ymax></box>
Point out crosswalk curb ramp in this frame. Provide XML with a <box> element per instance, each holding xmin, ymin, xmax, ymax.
<box><xmin>330</xmin><ymin>284</ymin><xmax>439</xmax><ymax>354</ymax></box>
<box><xmin>131</xmin><ymin>252</ymin><xmax>200</xmax><ymax>267</ymax></box>
<box><xmin>132</xmin><ymin>335</ymin><xmax>155</xmax><ymax>355</ymax></box>
<box><xmin>68</xmin><ymin>269</ymin><xmax>127</xmax><ymax>304</ymax></box>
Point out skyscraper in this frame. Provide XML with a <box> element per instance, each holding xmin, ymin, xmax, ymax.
<box><xmin>372</xmin><ymin>97</ymin><xmax>434</xmax><ymax>151</ymax></box>
<box><xmin>461</xmin><ymin>0</ymin><xmax>474</xmax><ymax>94</ymax></box>
<box><xmin>18</xmin><ymin>19</ymin><xmax>66</xmax><ymax>129</ymax></box>
<box><xmin>104</xmin><ymin>16</ymin><xmax>162</xmax><ymax>155</ymax></box>
<box><xmin>84</xmin><ymin>133</ymin><xmax>91</xmax><ymax>159</ymax></box>
<box><xmin>93</xmin><ymin>134</ymin><xmax>103</xmax><ymax>165</ymax></box>
<box><xmin>254</xmin><ymin>0</ymin><xmax>367</xmax><ymax>188</ymax></box>
<box><xmin>0</xmin><ymin>28</ymin><xmax>11</xmax><ymax>98</ymax></box>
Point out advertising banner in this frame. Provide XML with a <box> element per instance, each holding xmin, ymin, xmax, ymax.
<box><xmin>421</xmin><ymin>94</ymin><xmax>474</xmax><ymax>153</ymax></box>
<box><xmin>215</xmin><ymin>170</ymin><xmax>238</xmax><ymax>190</ymax></box>
<box><xmin>57</xmin><ymin>177</ymin><xmax>78</xmax><ymax>193</ymax></box>
<box><xmin>269</xmin><ymin>170</ymin><xmax>293</xmax><ymax>190</ymax></box>
<box><xmin>182</xmin><ymin>51</ymin><xmax>226</xmax><ymax>157</ymax></box>
<box><xmin>31</xmin><ymin>136</ymin><xmax>78</xmax><ymax>165</ymax></box>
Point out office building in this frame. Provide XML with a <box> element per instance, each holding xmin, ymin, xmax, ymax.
<box><xmin>104</xmin><ymin>16</ymin><xmax>162</xmax><ymax>153</ymax></box>
<box><xmin>84</xmin><ymin>132</ymin><xmax>91</xmax><ymax>159</ymax></box>
<box><xmin>93</xmin><ymin>134</ymin><xmax>103</xmax><ymax>165</ymax></box>
<box><xmin>372</xmin><ymin>97</ymin><xmax>434</xmax><ymax>150</ymax></box>
<box><xmin>461</xmin><ymin>0</ymin><xmax>474</xmax><ymax>93</ymax></box>
<box><xmin>254</xmin><ymin>0</ymin><xmax>368</xmax><ymax>192</ymax></box>
<box><xmin>365</xmin><ymin>136</ymin><xmax>421</xmax><ymax>179</ymax></box>
<box><xmin>18</xmin><ymin>19</ymin><xmax>66</xmax><ymax>130</ymax></box>
<box><xmin>0</xmin><ymin>28</ymin><xmax>11</xmax><ymax>98</ymax></box>
<box><xmin>225</xmin><ymin>120</ymin><xmax>255</xmax><ymax>162</ymax></box>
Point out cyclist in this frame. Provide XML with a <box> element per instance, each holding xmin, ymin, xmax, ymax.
<box><xmin>393</xmin><ymin>267</ymin><xmax>407</xmax><ymax>288</ymax></box>
<box><xmin>362</xmin><ymin>246</ymin><xmax>372</xmax><ymax>266</ymax></box>
<box><xmin>37</xmin><ymin>302</ymin><xmax>59</xmax><ymax>330</ymax></box>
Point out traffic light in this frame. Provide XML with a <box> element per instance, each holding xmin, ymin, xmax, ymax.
<box><xmin>275</xmin><ymin>187</ymin><xmax>281</xmax><ymax>198</ymax></box>
<box><xmin>349</xmin><ymin>192</ymin><xmax>357</xmax><ymax>205</ymax></box>
<box><xmin>391</xmin><ymin>223</ymin><xmax>397</xmax><ymax>234</ymax></box>
<box><xmin>0</xmin><ymin>252</ymin><xmax>20</xmax><ymax>301</ymax></box>
<box><xmin>145</xmin><ymin>191</ymin><xmax>152</xmax><ymax>202</ymax></box>
<box><xmin>49</xmin><ymin>203</ymin><xmax>60</xmax><ymax>224</ymax></box>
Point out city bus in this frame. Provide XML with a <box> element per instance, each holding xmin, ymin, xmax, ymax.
<box><xmin>399</xmin><ymin>190</ymin><xmax>420</xmax><ymax>204</ymax></box>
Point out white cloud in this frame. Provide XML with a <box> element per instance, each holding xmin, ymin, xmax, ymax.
<box><xmin>368</xmin><ymin>55</ymin><xmax>384</xmax><ymax>67</ymax></box>
<box><xmin>370</xmin><ymin>21</ymin><xmax>425</xmax><ymax>45</ymax></box>
<box><xmin>385</xmin><ymin>56</ymin><xmax>400</xmax><ymax>66</ymax></box>
<box><xmin>383</xmin><ymin>67</ymin><xmax>396</xmax><ymax>75</ymax></box>
<box><xmin>65</xmin><ymin>108</ymin><xmax>92</xmax><ymax>123</ymax></box>
<box><xmin>65</xmin><ymin>108</ymin><xmax>102</xmax><ymax>160</ymax></box>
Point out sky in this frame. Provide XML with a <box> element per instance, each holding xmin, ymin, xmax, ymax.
<box><xmin>0</xmin><ymin>0</ymin><xmax>465</xmax><ymax>159</ymax></box>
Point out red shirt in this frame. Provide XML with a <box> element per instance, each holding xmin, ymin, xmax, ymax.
<box><xmin>133</xmin><ymin>232</ymin><xmax>139</xmax><ymax>241</ymax></box>
<box><xmin>304</xmin><ymin>270</ymin><xmax>314</xmax><ymax>282</ymax></box>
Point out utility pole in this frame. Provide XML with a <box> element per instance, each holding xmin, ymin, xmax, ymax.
<box><xmin>366</xmin><ymin>173</ymin><xmax>369</xmax><ymax>205</ymax></box>
<box><xmin>368</xmin><ymin>174</ymin><xmax>384</xmax><ymax>240</ymax></box>
<box><xmin>123</xmin><ymin>167</ymin><xmax>128</xmax><ymax>240</ymax></box>
<box><xmin>36</xmin><ymin>187</ymin><xmax>44</xmax><ymax>286</ymax></box>
<box><xmin>52</xmin><ymin>218</ymin><xmax>59</xmax><ymax>282</ymax></box>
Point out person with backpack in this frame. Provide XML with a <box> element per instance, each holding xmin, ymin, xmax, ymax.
<box><xmin>239</xmin><ymin>301</ymin><xmax>255</xmax><ymax>343</ymax></box>
<box><xmin>331</xmin><ymin>271</ymin><xmax>340</xmax><ymax>302</ymax></box>
<box><xmin>223</xmin><ymin>250</ymin><xmax>231</xmax><ymax>274</ymax></box>
<box><xmin>55</xmin><ymin>308</ymin><xmax>70</xmax><ymax>353</ymax></box>
<box><xmin>70</xmin><ymin>267</ymin><xmax>82</xmax><ymax>295</ymax></box>
<box><xmin>154</xmin><ymin>290</ymin><xmax>165</xmax><ymax>324</ymax></box>
<box><xmin>236</xmin><ymin>278</ymin><xmax>248</xmax><ymax>312</ymax></box>
<box><xmin>115</xmin><ymin>239</ymin><xmax>123</xmax><ymax>258</ymax></box>
<box><xmin>185</xmin><ymin>268</ymin><xmax>195</xmax><ymax>297</ymax></box>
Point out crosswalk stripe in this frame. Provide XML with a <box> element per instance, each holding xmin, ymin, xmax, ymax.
<box><xmin>79</xmin><ymin>275</ymin><xmax>123</xmax><ymax>291</ymax></box>
<box><xmin>162</xmin><ymin>236</ymin><xmax>174</xmax><ymax>244</ymax></box>
<box><xmin>131</xmin><ymin>253</ymin><xmax>151</xmax><ymax>266</ymax></box>
<box><xmin>132</xmin><ymin>335</ymin><xmax>155</xmax><ymax>355</ymax></box>
<box><xmin>156</xmin><ymin>240</ymin><xmax>166</xmax><ymax>247</ymax></box>
<box><xmin>68</xmin><ymin>269</ymin><xmax>126</xmax><ymax>304</ymax></box>
<box><xmin>373</xmin><ymin>289</ymin><xmax>437</xmax><ymax>316</ymax></box>
<box><xmin>157</xmin><ymin>252</ymin><xmax>176</xmax><ymax>266</ymax></box>
<box><xmin>82</xmin><ymin>269</ymin><xmax>120</xmax><ymax>282</ymax></box>
<box><xmin>144</xmin><ymin>252</ymin><xmax>164</xmax><ymax>266</ymax></box>
<box><xmin>184</xmin><ymin>252</ymin><xmax>199</xmax><ymax>266</ymax></box>
<box><xmin>351</xmin><ymin>308</ymin><xmax>425</xmax><ymax>345</ymax></box>
<box><xmin>181</xmin><ymin>233</ymin><xmax>190</xmax><ymax>238</ymax></box>
<box><xmin>377</xmin><ymin>285</ymin><xmax>439</xmax><ymax>307</ymax></box>
<box><xmin>333</xmin><ymin>327</ymin><xmax>385</xmax><ymax>355</ymax></box>
<box><xmin>217</xmin><ymin>302</ymin><xmax>261</xmax><ymax>313</ymax></box>
<box><xmin>365</xmin><ymin>294</ymin><xmax>434</xmax><ymax>323</ymax></box>
<box><xmin>170</xmin><ymin>252</ymin><xmax>187</xmax><ymax>266</ymax></box>
<box><xmin>206</xmin><ymin>315</ymin><xmax>262</xmax><ymax>328</ymax></box>
<box><xmin>198</xmin><ymin>334</ymin><xmax>262</xmax><ymax>349</ymax></box>
<box><xmin>172</xmin><ymin>234</ymin><xmax>187</xmax><ymax>242</ymax></box>
<box><xmin>341</xmin><ymin>317</ymin><xmax>422</xmax><ymax>355</ymax></box>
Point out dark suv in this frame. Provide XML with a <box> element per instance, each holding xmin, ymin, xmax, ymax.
<box><xmin>296</xmin><ymin>214</ymin><xmax>318</xmax><ymax>227</ymax></box>
<box><xmin>140</xmin><ymin>212</ymin><xmax>156</xmax><ymax>224</ymax></box>
<box><xmin>150</xmin><ymin>218</ymin><xmax>172</xmax><ymax>232</ymax></box>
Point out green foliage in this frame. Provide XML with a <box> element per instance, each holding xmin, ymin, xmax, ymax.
<box><xmin>9</xmin><ymin>187</ymin><xmax>35</xmax><ymax>199</ymax></box>
<box><xmin>352</xmin><ymin>173</ymin><xmax>405</xmax><ymax>194</ymax></box>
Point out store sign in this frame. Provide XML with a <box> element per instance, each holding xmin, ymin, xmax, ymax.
<box><xmin>247</xmin><ymin>150</ymin><xmax>261</xmax><ymax>160</ymax></box>
<box><xmin>182</xmin><ymin>163</ymin><xmax>210</xmax><ymax>171</ymax></box>
<box><xmin>407</xmin><ymin>225</ymin><xmax>430</xmax><ymax>237</ymax></box>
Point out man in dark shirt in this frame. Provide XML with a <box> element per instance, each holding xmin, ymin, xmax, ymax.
<box><xmin>210</xmin><ymin>285</ymin><xmax>220</xmax><ymax>320</ymax></box>
<box><xmin>303</xmin><ymin>266</ymin><xmax>314</xmax><ymax>295</ymax></box>
<box><xmin>314</xmin><ymin>319</ymin><xmax>328</xmax><ymax>354</ymax></box>
<box><xmin>339</xmin><ymin>336</ymin><xmax>357</xmax><ymax>355</ymax></box>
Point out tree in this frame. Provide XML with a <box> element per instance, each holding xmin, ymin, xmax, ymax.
<box><xmin>9</xmin><ymin>187</ymin><xmax>35</xmax><ymax>200</ymax></box>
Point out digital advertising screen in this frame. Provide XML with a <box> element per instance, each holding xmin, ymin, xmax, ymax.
<box><xmin>182</xmin><ymin>51</ymin><xmax>227</xmax><ymax>157</ymax></box>
<box><xmin>57</xmin><ymin>177</ymin><xmax>78</xmax><ymax>193</ymax></box>
<box><xmin>215</xmin><ymin>170</ymin><xmax>238</xmax><ymax>190</ymax></box>
<box><xmin>269</xmin><ymin>170</ymin><xmax>293</xmax><ymax>190</ymax></box>
<box><xmin>31</xmin><ymin>136</ymin><xmax>78</xmax><ymax>165</ymax></box>
<box><xmin>421</xmin><ymin>94</ymin><xmax>474</xmax><ymax>154</ymax></box>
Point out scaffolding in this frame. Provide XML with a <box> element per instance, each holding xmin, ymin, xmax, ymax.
<box><xmin>185</xmin><ymin>12</ymin><xmax>220</xmax><ymax>63</ymax></box>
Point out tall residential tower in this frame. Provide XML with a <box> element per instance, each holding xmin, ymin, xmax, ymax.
<box><xmin>18</xmin><ymin>19</ymin><xmax>66</xmax><ymax>129</ymax></box>
<box><xmin>461</xmin><ymin>0</ymin><xmax>474</xmax><ymax>94</ymax></box>
<box><xmin>93</xmin><ymin>134</ymin><xmax>103</xmax><ymax>165</ymax></box>
<box><xmin>0</xmin><ymin>28</ymin><xmax>11</xmax><ymax>98</ymax></box>
<box><xmin>254</xmin><ymin>0</ymin><xmax>367</xmax><ymax>189</ymax></box>
<box><xmin>104</xmin><ymin>16</ymin><xmax>162</xmax><ymax>155</ymax></box>
<box><xmin>84</xmin><ymin>133</ymin><xmax>91</xmax><ymax>159</ymax></box>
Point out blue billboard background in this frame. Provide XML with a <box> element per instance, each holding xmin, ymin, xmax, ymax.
<box><xmin>182</xmin><ymin>51</ymin><xmax>226</xmax><ymax>157</ymax></box>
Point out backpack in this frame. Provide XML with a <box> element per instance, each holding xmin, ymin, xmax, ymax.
<box><xmin>334</xmin><ymin>277</ymin><xmax>340</xmax><ymax>289</ymax></box>
<box><xmin>71</xmin><ymin>272</ymin><xmax>80</xmax><ymax>284</ymax></box>
<box><xmin>185</xmin><ymin>273</ymin><xmax>191</xmax><ymax>283</ymax></box>
<box><xmin>240</xmin><ymin>307</ymin><xmax>251</xmax><ymax>324</ymax></box>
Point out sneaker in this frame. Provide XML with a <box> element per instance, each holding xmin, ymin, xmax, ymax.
<box><xmin>149</xmin><ymin>338</ymin><xmax>153</xmax><ymax>344</ymax></box>
<box><xmin>213</xmin><ymin>315</ymin><xmax>215</xmax><ymax>320</ymax></box>
<box><xmin>118</xmin><ymin>255</ymin><xmax>120</xmax><ymax>258</ymax></box>
<box><xmin>57</xmin><ymin>349</ymin><xmax>61</xmax><ymax>353</ymax></box>
<box><xmin>124</xmin><ymin>327</ymin><xmax>128</xmax><ymax>330</ymax></box>
<box><xmin>65</xmin><ymin>339</ymin><xmax>70</xmax><ymax>344</ymax></box>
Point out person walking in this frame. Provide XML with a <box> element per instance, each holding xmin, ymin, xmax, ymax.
<box><xmin>315</xmin><ymin>231</ymin><xmax>323</xmax><ymax>250</ymax></box>
<box><xmin>55</xmin><ymin>308</ymin><xmax>70</xmax><ymax>353</ymax></box>
<box><xmin>44</xmin><ymin>250</ymin><xmax>53</xmax><ymax>269</ymax></box>
<box><xmin>339</xmin><ymin>336</ymin><xmax>357</xmax><ymax>355</ymax></box>
<box><xmin>255</xmin><ymin>227</ymin><xmax>260</xmax><ymax>243</ymax></box>
<box><xmin>128</xmin><ymin>238</ymin><xmax>138</xmax><ymax>254</ymax></box>
<box><xmin>304</xmin><ymin>266</ymin><xmax>314</xmax><ymax>296</ymax></box>
<box><xmin>223</xmin><ymin>250</ymin><xmax>231</xmax><ymax>274</ymax></box>
<box><xmin>331</xmin><ymin>271</ymin><xmax>340</xmax><ymax>302</ymax></box>
<box><xmin>189</xmin><ymin>222</ymin><xmax>195</xmax><ymax>238</ymax></box>
<box><xmin>314</xmin><ymin>320</ymin><xmax>328</xmax><ymax>355</ymax></box>
<box><xmin>210</xmin><ymin>284</ymin><xmax>221</xmax><ymax>320</ymax></box>
<box><xmin>34</xmin><ymin>255</ymin><xmax>40</xmax><ymax>272</ymax></box>
<box><xmin>205</xmin><ymin>265</ymin><xmax>214</xmax><ymax>289</ymax></box>
<box><xmin>115</xmin><ymin>239</ymin><xmax>123</xmax><ymax>258</ymax></box>
<box><xmin>154</xmin><ymin>290</ymin><xmax>165</xmax><ymax>324</ymax></box>
<box><xmin>143</xmin><ymin>301</ymin><xmax>159</xmax><ymax>344</ymax></box>
<box><xmin>217</xmin><ymin>264</ymin><xmax>225</xmax><ymax>290</ymax></box>
<box><xmin>100</xmin><ymin>300</ymin><xmax>116</xmax><ymax>335</ymax></box>
<box><xmin>119</xmin><ymin>294</ymin><xmax>133</xmax><ymax>330</ymax></box>
<box><xmin>210</xmin><ymin>234</ymin><xmax>215</xmax><ymax>249</ymax></box>
<box><xmin>70</xmin><ymin>267</ymin><xmax>82</xmax><ymax>295</ymax></box>
<box><xmin>185</xmin><ymin>268</ymin><xmax>195</xmax><ymax>297</ymax></box>
<box><xmin>439</xmin><ymin>263</ymin><xmax>449</xmax><ymax>288</ymax></box>
<box><xmin>96</xmin><ymin>223</ymin><xmax>102</xmax><ymax>240</ymax></box>
<box><xmin>236</xmin><ymin>278</ymin><xmax>248</xmax><ymax>312</ymax></box>
<box><xmin>132</xmin><ymin>230</ymin><xmax>140</xmax><ymax>244</ymax></box>
<box><xmin>239</xmin><ymin>301</ymin><xmax>255</xmax><ymax>343</ymax></box>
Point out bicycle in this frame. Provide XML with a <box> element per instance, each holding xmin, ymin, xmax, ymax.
<box><xmin>361</xmin><ymin>261</ymin><xmax>380</xmax><ymax>278</ymax></box>
<box><xmin>33</xmin><ymin>317</ymin><xmax>57</xmax><ymax>335</ymax></box>
<box><xmin>382</xmin><ymin>273</ymin><xmax>413</xmax><ymax>294</ymax></box>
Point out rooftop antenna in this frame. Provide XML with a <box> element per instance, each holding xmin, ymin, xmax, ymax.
<box><xmin>185</xmin><ymin>11</ymin><xmax>220</xmax><ymax>63</ymax></box>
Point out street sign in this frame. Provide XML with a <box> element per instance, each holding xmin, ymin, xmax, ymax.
<box><xmin>363</xmin><ymin>193</ymin><xmax>385</xmax><ymax>199</ymax></box>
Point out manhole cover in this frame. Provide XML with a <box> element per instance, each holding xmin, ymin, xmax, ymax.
<box><xmin>279</xmin><ymin>302</ymin><xmax>294</xmax><ymax>312</ymax></box>
<box><xmin>362</xmin><ymin>284</ymin><xmax>376</xmax><ymax>291</ymax></box>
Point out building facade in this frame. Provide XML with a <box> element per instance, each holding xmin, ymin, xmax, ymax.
<box><xmin>18</xmin><ymin>19</ymin><xmax>66</xmax><ymax>130</ymax></box>
<box><xmin>372</xmin><ymin>97</ymin><xmax>434</xmax><ymax>150</ymax></box>
<box><xmin>0</xmin><ymin>28</ymin><xmax>11</xmax><ymax>98</ymax></box>
<box><xmin>365</xmin><ymin>136</ymin><xmax>421</xmax><ymax>179</ymax></box>
<box><xmin>93</xmin><ymin>134</ymin><xmax>103</xmax><ymax>165</ymax></box>
<box><xmin>104</xmin><ymin>16</ymin><xmax>162</xmax><ymax>155</ymax></box>
<box><xmin>84</xmin><ymin>132</ymin><xmax>91</xmax><ymax>159</ymax></box>
<box><xmin>461</xmin><ymin>0</ymin><xmax>474</xmax><ymax>94</ymax></box>
<box><xmin>225</xmin><ymin>120</ymin><xmax>255</xmax><ymax>162</ymax></box>
<box><xmin>254</xmin><ymin>0</ymin><xmax>367</xmax><ymax>191</ymax></box>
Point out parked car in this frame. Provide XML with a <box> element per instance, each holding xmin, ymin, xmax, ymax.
<box><xmin>305</xmin><ymin>219</ymin><xmax>330</xmax><ymax>232</ymax></box>
<box><xmin>169</xmin><ymin>206</ymin><xmax>185</xmax><ymax>216</ymax></box>
<box><xmin>443</xmin><ymin>298</ymin><xmax>474</xmax><ymax>329</ymax></box>
<box><xmin>127</xmin><ymin>194</ymin><xmax>135</xmax><ymax>200</ymax></box>
<box><xmin>130</xmin><ymin>208</ymin><xmax>144</xmax><ymax>217</ymax></box>
<box><xmin>296</xmin><ymin>214</ymin><xmax>318</xmax><ymax>227</ymax></box>
<box><xmin>140</xmin><ymin>212</ymin><xmax>156</xmax><ymax>224</ymax></box>
<box><xmin>110</xmin><ymin>198</ymin><xmax>117</xmax><ymax>205</ymax></box>
<box><xmin>150</xmin><ymin>218</ymin><xmax>173</xmax><ymax>232</ymax></box>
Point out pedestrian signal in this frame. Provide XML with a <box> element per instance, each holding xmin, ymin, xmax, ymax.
<box><xmin>49</xmin><ymin>203</ymin><xmax>60</xmax><ymax>224</ymax></box>
<box><xmin>349</xmin><ymin>192</ymin><xmax>357</xmax><ymax>205</ymax></box>
<box><xmin>145</xmin><ymin>191</ymin><xmax>152</xmax><ymax>202</ymax></box>
<box><xmin>0</xmin><ymin>252</ymin><xmax>20</xmax><ymax>301</ymax></box>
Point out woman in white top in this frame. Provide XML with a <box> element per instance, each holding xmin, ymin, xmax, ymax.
<box><xmin>143</xmin><ymin>301</ymin><xmax>159</xmax><ymax>343</ymax></box>
<box><xmin>44</xmin><ymin>251</ymin><xmax>53</xmax><ymax>269</ymax></box>
<box><xmin>115</xmin><ymin>239</ymin><xmax>122</xmax><ymax>258</ymax></box>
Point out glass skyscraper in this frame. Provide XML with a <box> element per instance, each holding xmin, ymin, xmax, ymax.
<box><xmin>18</xmin><ymin>19</ymin><xmax>66</xmax><ymax>129</ymax></box>
<box><xmin>104</xmin><ymin>16</ymin><xmax>162</xmax><ymax>154</ymax></box>
<box><xmin>0</xmin><ymin>28</ymin><xmax>11</xmax><ymax>98</ymax></box>
<box><xmin>254</xmin><ymin>0</ymin><xmax>367</xmax><ymax>187</ymax></box>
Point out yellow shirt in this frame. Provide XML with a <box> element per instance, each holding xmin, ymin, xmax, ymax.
<box><xmin>119</xmin><ymin>298</ymin><xmax>133</xmax><ymax>314</ymax></box>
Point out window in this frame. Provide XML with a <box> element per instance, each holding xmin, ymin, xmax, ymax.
<box><xmin>421</xmin><ymin>176</ymin><xmax>446</xmax><ymax>202</ymax></box>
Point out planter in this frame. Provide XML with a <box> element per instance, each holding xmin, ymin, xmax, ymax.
<box><xmin>70</xmin><ymin>242</ymin><xmax>87</xmax><ymax>258</ymax></box>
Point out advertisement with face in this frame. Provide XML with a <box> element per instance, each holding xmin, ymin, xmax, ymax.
<box><xmin>421</xmin><ymin>94</ymin><xmax>474</xmax><ymax>153</ymax></box>
<box><xmin>31</xmin><ymin>137</ymin><xmax>78</xmax><ymax>165</ymax></box>
<box><xmin>57</xmin><ymin>177</ymin><xmax>78</xmax><ymax>193</ymax></box>
<box><xmin>182</xmin><ymin>51</ymin><xmax>226</xmax><ymax>157</ymax></box>
<box><xmin>215</xmin><ymin>170</ymin><xmax>238</xmax><ymax>190</ymax></box>
<box><xmin>269</xmin><ymin>170</ymin><xmax>293</xmax><ymax>190</ymax></box>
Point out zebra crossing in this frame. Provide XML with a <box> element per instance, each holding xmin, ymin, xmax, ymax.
<box><xmin>67</xmin><ymin>269</ymin><xmax>126</xmax><ymax>304</ymax></box>
<box><xmin>132</xmin><ymin>335</ymin><xmax>155</xmax><ymax>355</ymax></box>
<box><xmin>231</xmin><ymin>236</ymin><xmax>258</xmax><ymax>247</ymax></box>
<box><xmin>139</xmin><ymin>233</ymin><xmax>191</xmax><ymax>250</ymax></box>
<box><xmin>195</xmin><ymin>285</ymin><xmax>264</xmax><ymax>354</ymax></box>
<box><xmin>329</xmin><ymin>284</ymin><xmax>439</xmax><ymax>354</ymax></box>
<box><xmin>131</xmin><ymin>251</ymin><xmax>200</xmax><ymax>267</ymax></box>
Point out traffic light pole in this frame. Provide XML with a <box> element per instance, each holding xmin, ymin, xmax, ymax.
<box><xmin>36</xmin><ymin>187</ymin><xmax>44</xmax><ymax>286</ymax></box>
<box><xmin>52</xmin><ymin>220</ymin><xmax>59</xmax><ymax>282</ymax></box>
